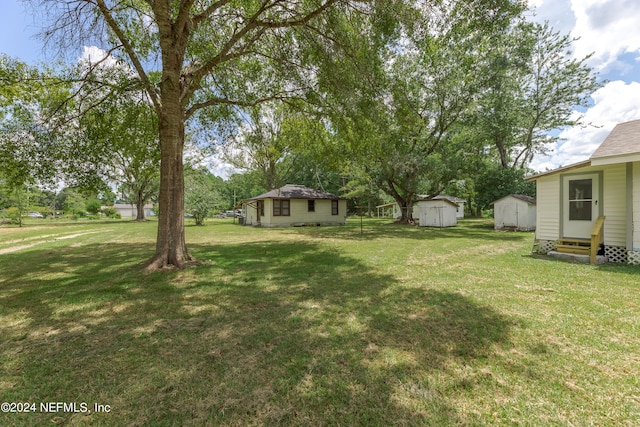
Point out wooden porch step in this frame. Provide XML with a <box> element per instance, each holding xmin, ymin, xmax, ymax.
<box><xmin>549</xmin><ymin>216</ymin><xmax>605</xmax><ymax>265</ymax></box>
<box><xmin>556</xmin><ymin>244</ymin><xmax>590</xmax><ymax>255</ymax></box>
<box><xmin>556</xmin><ymin>238</ymin><xmax>591</xmax><ymax>255</ymax></box>
<box><xmin>557</xmin><ymin>238</ymin><xmax>590</xmax><ymax>246</ymax></box>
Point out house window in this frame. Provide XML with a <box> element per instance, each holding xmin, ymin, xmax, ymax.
<box><xmin>308</xmin><ymin>200</ymin><xmax>315</xmax><ymax>212</ymax></box>
<box><xmin>331</xmin><ymin>200</ymin><xmax>339</xmax><ymax>215</ymax></box>
<box><xmin>568</xmin><ymin>179</ymin><xmax>592</xmax><ymax>221</ymax></box>
<box><xmin>257</xmin><ymin>200</ymin><xmax>264</xmax><ymax>217</ymax></box>
<box><xmin>273</xmin><ymin>199</ymin><xmax>290</xmax><ymax>216</ymax></box>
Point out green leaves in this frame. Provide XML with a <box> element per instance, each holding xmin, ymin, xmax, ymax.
<box><xmin>474</xmin><ymin>21</ymin><xmax>601</xmax><ymax>168</ymax></box>
<box><xmin>0</xmin><ymin>55</ymin><xmax>65</xmax><ymax>189</ymax></box>
<box><xmin>184</xmin><ymin>168</ymin><xmax>223</xmax><ymax>225</ymax></box>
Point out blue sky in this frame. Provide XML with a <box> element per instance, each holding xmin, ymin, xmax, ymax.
<box><xmin>2</xmin><ymin>0</ymin><xmax>640</xmax><ymax>173</ymax></box>
<box><xmin>0</xmin><ymin>1</ymin><xmax>51</xmax><ymax>64</ymax></box>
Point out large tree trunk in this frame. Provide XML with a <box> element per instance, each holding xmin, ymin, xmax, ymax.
<box><xmin>389</xmin><ymin>192</ymin><xmax>414</xmax><ymax>223</ymax></box>
<box><xmin>495</xmin><ymin>136</ymin><xmax>509</xmax><ymax>168</ymax></box>
<box><xmin>385</xmin><ymin>179</ymin><xmax>415</xmax><ymax>223</ymax></box>
<box><xmin>146</xmin><ymin>91</ymin><xmax>192</xmax><ymax>270</ymax></box>
<box><xmin>135</xmin><ymin>190</ymin><xmax>146</xmax><ymax>221</ymax></box>
<box><xmin>395</xmin><ymin>199</ymin><xmax>415</xmax><ymax>223</ymax></box>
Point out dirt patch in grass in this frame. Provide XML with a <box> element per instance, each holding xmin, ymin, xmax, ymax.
<box><xmin>0</xmin><ymin>230</ymin><xmax>111</xmax><ymax>254</ymax></box>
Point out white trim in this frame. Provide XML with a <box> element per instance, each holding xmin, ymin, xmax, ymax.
<box><xmin>527</xmin><ymin>160</ymin><xmax>592</xmax><ymax>181</ymax></box>
<box><xmin>591</xmin><ymin>153</ymin><xmax>640</xmax><ymax>166</ymax></box>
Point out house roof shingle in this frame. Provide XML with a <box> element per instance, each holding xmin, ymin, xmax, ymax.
<box><xmin>248</xmin><ymin>184</ymin><xmax>342</xmax><ymax>200</ymax></box>
<box><xmin>591</xmin><ymin>119</ymin><xmax>640</xmax><ymax>160</ymax></box>
<box><xmin>510</xmin><ymin>194</ymin><xmax>536</xmax><ymax>204</ymax></box>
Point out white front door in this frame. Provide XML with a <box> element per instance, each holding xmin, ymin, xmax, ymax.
<box><xmin>562</xmin><ymin>173</ymin><xmax>600</xmax><ymax>239</ymax></box>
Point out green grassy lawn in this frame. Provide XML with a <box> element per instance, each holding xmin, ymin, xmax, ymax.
<box><xmin>1</xmin><ymin>218</ymin><xmax>638</xmax><ymax>426</ymax></box>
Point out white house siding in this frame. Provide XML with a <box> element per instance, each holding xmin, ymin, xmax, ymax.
<box><xmin>114</xmin><ymin>204</ymin><xmax>154</xmax><ymax>218</ymax></box>
<box><xmin>633</xmin><ymin>162</ymin><xmax>640</xmax><ymax>258</ymax></box>
<box><xmin>243</xmin><ymin>202</ymin><xmax>259</xmax><ymax>225</ymax></box>
<box><xmin>535</xmin><ymin>175</ymin><xmax>560</xmax><ymax>241</ymax></box>
<box><xmin>251</xmin><ymin>199</ymin><xmax>347</xmax><ymax>227</ymax></box>
<box><xmin>602</xmin><ymin>164</ymin><xmax>627</xmax><ymax>247</ymax></box>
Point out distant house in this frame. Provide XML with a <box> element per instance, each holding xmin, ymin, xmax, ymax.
<box><xmin>113</xmin><ymin>203</ymin><xmax>154</xmax><ymax>219</ymax></box>
<box><xmin>242</xmin><ymin>184</ymin><xmax>347</xmax><ymax>227</ymax></box>
<box><xmin>376</xmin><ymin>202</ymin><xmax>400</xmax><ymax>219</ymax></box>
<box><xmin>414</xmin><ymin>198</ymin><xmax>458</xmax><ymax>227</ymax></box>
<box><xmin>492</xmin><ymin>194</ymin><xmax>536</xmax><ymax>231</ymax></box>
<box><xmin>527</xmin><ymin>119</ymin><xmax>640</xmax><ymax>264</ymax></box>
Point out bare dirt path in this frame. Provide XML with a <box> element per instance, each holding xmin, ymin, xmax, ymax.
<box><xmin>0</xmin><ymin>229</ymin><xmax>113</xmax><ymax>255</ymax></box>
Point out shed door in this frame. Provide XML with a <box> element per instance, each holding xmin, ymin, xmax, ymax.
<box><xmin>420</xmin><ymin>206</ymin><xmax>442</xmax><ymax>227</ymax></box>
<box><xmin>498</xmin><ymin>202</ymin><xmax>517</xmax><ymax>228</ymax></box>
<box><xmin>562</xmin><ymin>173</ymin><xmax>600</xmax><ymax>239</ymax></box>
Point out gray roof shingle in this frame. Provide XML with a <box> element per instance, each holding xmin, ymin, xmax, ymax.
<box><xmin>248</xmin><ymin>184</ymin><xmax>342</xmax><ymax>200</ymax></box>
<box><xmin>591</xmin><ymin>119</ymin><xmax>640</xmax><ymax>160</ymax></box>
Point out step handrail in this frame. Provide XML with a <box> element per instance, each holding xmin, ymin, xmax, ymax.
<box><xmin>590</xmin><ymin>216</ymin><xmax>605</xmax><ymax>265</ymax></box>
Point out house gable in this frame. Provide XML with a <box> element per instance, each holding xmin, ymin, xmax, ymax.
<box><xmin>591</xmin><ymin>119</ymin><xmax>640</xmax><ymax>166</ymax></box>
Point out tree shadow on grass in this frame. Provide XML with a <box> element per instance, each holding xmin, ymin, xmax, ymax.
<box><xmin>288</xmin><ymin>219</ymin><xmax>530</xmax><ymax>244</ymax></box>
<box><xmin>1</xmin><ymin>239</ymin><xmax>515</xmax><ymax>426</ymax></box>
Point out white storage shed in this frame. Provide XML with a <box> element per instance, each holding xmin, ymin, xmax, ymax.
<box><xmin>415</xmin><ymin>198</ymin><xmax>458</xmax><ymax>227</ymax></box>
<box><xmin>492</xmin><ymin>194</ymin><xmax>536</xmax><ymax>231</ymax></box>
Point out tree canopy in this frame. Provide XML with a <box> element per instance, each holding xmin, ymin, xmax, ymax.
<box><xmin>475</xmin><ymin>21</ymin><xmax>601</xmax><ymax>169</ymax></box>
<box><xmin>34</xmin><ymin>0</ymin><xmax>409</xmax><ymax>269</ymax></box>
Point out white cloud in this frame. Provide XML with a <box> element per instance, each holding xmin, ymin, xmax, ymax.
<box><xmin>527</xmin><ymin>0</ymin><xmax>575</xmax><ymax>35</ymax></box>
<box><xmin>209</xmin><ymin>160</ymin><xmax>240</xmax><ymax>179</ymax></box>
<box><xmin>530</xmin><ymin>80</ymin><xmax>640</xmax><ymax>171</ymax></box>
<box><xmin>78</xmin><ymin>46</ymin><xmax>118</xmax><ymax>68</ymax></box>
<box><xmin>525</xmin><ymin>1</ymin><xmax>640</xmax><ymax>172</ymax></box>
<box><xmin>570</xmin><ymin>0</ymin><xmax>640</xmax><ymax>72</ymax></box>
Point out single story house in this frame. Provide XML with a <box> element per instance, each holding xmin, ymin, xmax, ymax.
<box><xmin>527</xmin><ymin>119</ymin><xmax>640</xmax><ymax>264</ymax></box>
<box><xmin>414</xmin><ymin>197</ymin><xmax>458</xmax><ymax>227</ymax></box>
<box><xmin>113</xmin><ymin>203</ymin><xmax>154</xmax><ymax>218</ymax></box>
<box><xmin>242</xmin><ymin>184</ymin><xmax>348</xmax><ymax>227</ymax></box>
<box><xmin>492</xmin><ymin>194</ymin><xmax>536</xmax><ymax>231</ymax></box>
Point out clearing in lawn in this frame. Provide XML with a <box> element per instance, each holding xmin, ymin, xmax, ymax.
<box><xmin>0</xmin><ymin>218</ymin><xmax>638</xmax><ymax>426</ymax></box>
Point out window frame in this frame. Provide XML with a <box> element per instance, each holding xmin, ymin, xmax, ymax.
<box><xmin>308</xmin><ymin>199</ymin><xmax>315</xmax><ymax>212</ymax></box>
<box><xmin>273</xmin><ymin>199</ymin><xmax>290</xmax><ymax>216</ymax></box>
<box><xmin>331</xmin><ymin>199</ymin><xmax>339</xmax><ymax>215</ymax></box>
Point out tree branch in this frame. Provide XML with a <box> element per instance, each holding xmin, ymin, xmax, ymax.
<box><xmin>185</xmin><ymin>93</ymin><xmax>304</xmax><ymax>118</ymax></box>
<box><xmin>94</xmin><ymin>0</ymin><xmax>160</xmax><ymax>112</ymax></box>
<box><xmin>184</xmin><ymin>0</ymin><xmax>340</xmax><ymax>105</ymax></box>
